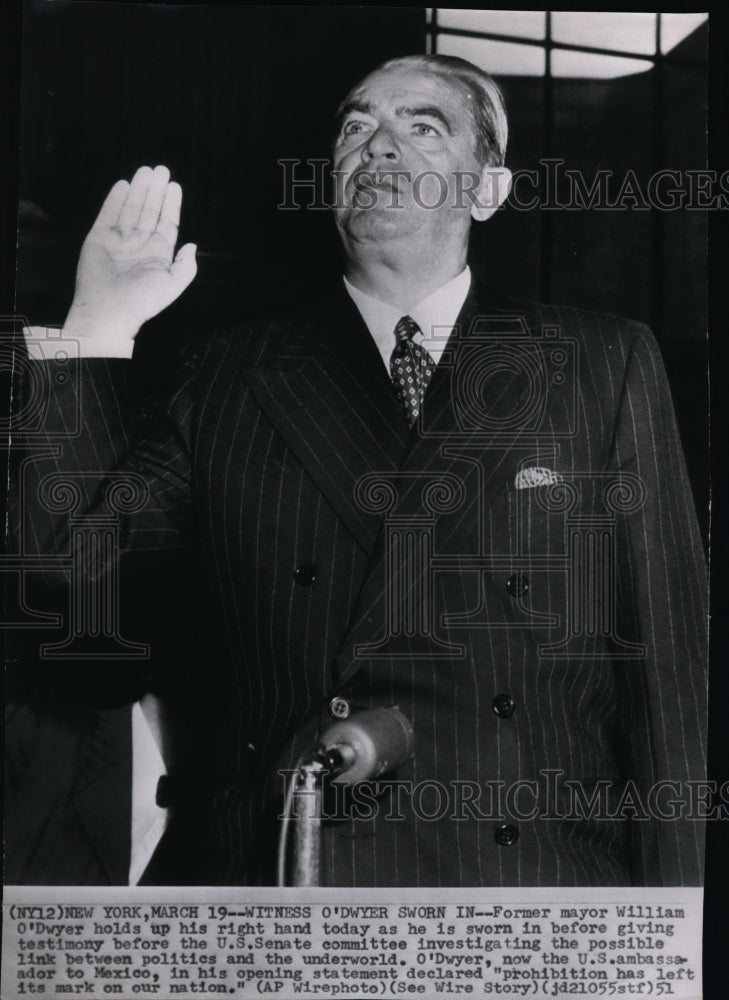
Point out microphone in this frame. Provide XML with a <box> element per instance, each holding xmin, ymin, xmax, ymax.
<box><xmin>280</xmin><ymin>707</ymin><xmax>414</xmax><ymax>885</ymax></box>
<box><xmin>312</xmin><ymin>706</ymin><xmax>414</xmax><ymax>785</ymax></box>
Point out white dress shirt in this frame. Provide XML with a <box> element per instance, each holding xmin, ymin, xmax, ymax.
<box><xmin>343</xmin><ymin>266</ymin><xmax>471</xmax><ymax>370</ymax></box>
<box><xmin>129</xmin><ymin>698</ymin><xmax>171</xmax><ymax>884</ymax></box>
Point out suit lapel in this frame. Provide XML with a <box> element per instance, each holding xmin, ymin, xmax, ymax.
<box><xmin>244</xmin><ymin>285</ymin><xmax>411</xmax><ymax>555</ymax></box>
<box><xmin>389</xmin><ymin>284</ymin><xmax>543</xmax><ymax>547</ymax></box>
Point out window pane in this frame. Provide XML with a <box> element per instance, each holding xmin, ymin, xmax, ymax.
<box><xmin>660</xmin><ymin>13</ymin><xmax>708</xmax><ymax>55</ymax></box>
<box><xmin>552</xmin><ymin>12</ymin><xmax>657</xmax><ymax>56</ymax></box>
<box><xmin>551</xmin><ymin>48</ymin><xmax>653</xmax><ymax>79</ymax></box>
<box><xmin>437</xmin><ymin>9</ymin><xmax>546</xmax><ymax>40</ymax></box>
<box><xmin>437</xmin><ymin>34</ymin><xmax>546</xmax><ymax>77</ymax></box>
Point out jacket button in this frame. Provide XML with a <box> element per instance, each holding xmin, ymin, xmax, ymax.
<box><xmin>492</xmin><ymin>693</ymin><xmax>515</xmax><ymax>718</ymax></box>
<box><xmin>294</xmin><ymin>563</ymin><xmax>316</xmax><ymax>586</ymax></box>
<box><xmin>328</xmin><ymin>696</ymin><xmax>351</xmax><ymax>720</ymax></box>
<box><xmin>494</xmin><ymin>823</ymin><xmax>519</xmax><ymax>847</ymax></box>
<box><xmin>506</xmin><ymin>573</ymin><xmax>529</xmax><ymax>597</ymax></box>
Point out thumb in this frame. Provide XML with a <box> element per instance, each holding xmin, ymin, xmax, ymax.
<box><xmin>170</xmin><ymin>243</ymin><xmax>198</xmax><ymax>291</ymax></box>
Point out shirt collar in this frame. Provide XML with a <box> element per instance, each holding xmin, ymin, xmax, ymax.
<box><xmin>343</xmin><ymin>266</ymin><xmax>471</xmax><ymax>370</ymax></box>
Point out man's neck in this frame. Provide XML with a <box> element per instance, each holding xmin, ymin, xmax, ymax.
<box><xmin>343</xmin><ymin>253</ymin><xmax>469</xmax><ymax>313</ymax></box>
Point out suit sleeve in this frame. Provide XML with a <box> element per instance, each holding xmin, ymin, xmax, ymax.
<box><xmin>608</xmin><ymin>326</ymin><xmax>708</xmax><ymax>885</ymax></box>
<box><xmin>7</xmin><ymin>344</ymin><xmax>200</xmax><ymax>707</ymax></box>
<box><xmin>10</xmin><ymin>348</ymin><xmax>199</xmax><ymax>569</ymax></box>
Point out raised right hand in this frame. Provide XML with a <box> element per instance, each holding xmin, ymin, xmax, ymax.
<box><xmin>63</xmin><ymin>165</ymin><xmax>197</xmax><ymax>344</ymax></box>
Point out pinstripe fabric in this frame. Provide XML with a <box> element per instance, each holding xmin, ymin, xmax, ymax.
<box><xmin>13</xmin><ymin>283</ymin><xmax>707</xmax><ymax>887</ymax></box>
<box><xmin>4</xmin><ymin>702</ymin><xmax>132</xmax><ymax>884</ymax></box>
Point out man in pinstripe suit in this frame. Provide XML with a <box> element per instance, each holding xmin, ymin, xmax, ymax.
<box><xmin>12</xmin><ymin>54</ymin><xmax>707</xmax><ymax>886</ymax></box>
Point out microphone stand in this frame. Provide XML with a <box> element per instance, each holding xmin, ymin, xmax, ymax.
<box><xmin>291</xmin><ymin>747</ymin><xmax>350</xmax><ymax>886</ymax></box>
<box><xmin>291</xmin><ymin>761</ymin><xmax>325</xmax><ymax>887</ymax></box>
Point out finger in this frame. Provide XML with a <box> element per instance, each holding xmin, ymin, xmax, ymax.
<box><xmin>169</xmin><ymin>242</ymin><xmax>197</xmax><ymax>293</ymax></box>
<box><xmin>137</xmin><ymin>165</ymin><xmax>171</xmax><ymax>237</ymax></box>
<box><xmin>154</xmin><ymin>181</ymin><xmax>182</xmax><ymax>244</ymax></box>
<box><xmin>117</xmin><ymin>165</ymin><xmax>155</xmax><ymax>233</ymax></box>
<box><xmin>89</xmin><ymin>179</ymin><xmax>130</xmax><ymax>233</ymax></box>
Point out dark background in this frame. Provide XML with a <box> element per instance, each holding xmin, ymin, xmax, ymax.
<box><xmin>3</xmin><ymin>2</ymin><xmax>725</xmax><ymax>987</ymax></box>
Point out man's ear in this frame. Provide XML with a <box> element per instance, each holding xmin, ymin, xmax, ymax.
<box><xmin>471</xmin><ymin>166</ymin><xmax>512</xmax><ymax>222</ymax></box>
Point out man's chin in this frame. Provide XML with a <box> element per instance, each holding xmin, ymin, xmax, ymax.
<box><xmin>339</xmin><ymin>207</ymin><xmax>422</xmax><ymax>245</ymax></box>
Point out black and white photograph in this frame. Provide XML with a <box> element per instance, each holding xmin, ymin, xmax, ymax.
<box><xmin>1</xmin><ymin>5</ymin><xmax>723</xmax><ymax>998</ymax></box>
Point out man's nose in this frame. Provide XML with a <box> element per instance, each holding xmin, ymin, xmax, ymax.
<box><xmin>361</xmin><ymin>125</ymin><xmax>400</xmax><ymax>163</ymax></box>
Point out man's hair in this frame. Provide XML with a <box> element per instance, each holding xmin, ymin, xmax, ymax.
<box><xmin>346</xmin><ymin>53</ymin><xmax>508</xmax><ymax>167</ymax></box>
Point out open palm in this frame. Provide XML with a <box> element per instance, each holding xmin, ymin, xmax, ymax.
<box><xmin>67</xmin><ymin>165</ymin><xmax>197</xmax><ymax>341</ymax></box>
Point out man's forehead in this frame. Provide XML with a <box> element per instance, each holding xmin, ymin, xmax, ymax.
<box><xmin>344</xmin><ymin>65</ymin><xmax>471</xmax><ymax>113</ymax></box>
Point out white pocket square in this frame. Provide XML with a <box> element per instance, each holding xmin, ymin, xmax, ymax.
<box><xmin>514</xmin><ymin>467</ymin><xmax>563</xmax><ymax>490</ymax></box>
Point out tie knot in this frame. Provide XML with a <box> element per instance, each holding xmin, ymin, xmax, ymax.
<box><xmin>394</xmin><ymin>315</ymin><xmax>420</xmax><ymax>353</ymax></box>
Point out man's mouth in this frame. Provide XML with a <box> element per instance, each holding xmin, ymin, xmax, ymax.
<box><xmin>348</xmin><ymin>170</ymin><xmax>409</xmax><ymax>208</ymax></box>
<box><xmin>353</xmin><ymin>169</ymin><xmax>407</xmax><ymax>190</ymax></box>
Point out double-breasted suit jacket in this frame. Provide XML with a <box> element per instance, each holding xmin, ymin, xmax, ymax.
<box><xmin>15</xmin><ymin>279</ymin><xmax>707</xmax><ymax>887</ymax></box>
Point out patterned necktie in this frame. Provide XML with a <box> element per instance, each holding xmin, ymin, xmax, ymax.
<box><xmin>390</xmin><ymin>315</ymin><xmax>435</xmax><ymax>428</ymax></box>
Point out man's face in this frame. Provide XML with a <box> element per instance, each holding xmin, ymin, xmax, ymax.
<box><xmin>332</xmin><ymin>65</ymin><xmax>488</xmax><ymax>254</ymax></box>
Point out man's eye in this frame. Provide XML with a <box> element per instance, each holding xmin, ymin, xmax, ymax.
<box><xmin>413</xmin><ymin>122</ymin><xmax>440</xmax><ymax>136</ymax></box>
<box><xmin>342</xmin><ymin>121</ymin><xmax>367</xmax><ymax>137</ymax></box>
